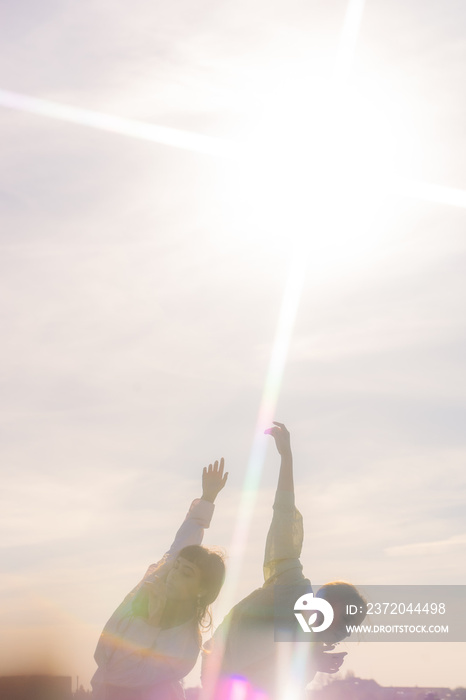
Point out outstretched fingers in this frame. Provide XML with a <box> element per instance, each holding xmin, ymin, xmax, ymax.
<box><xmin>205</xmin><ymin>457</ymin><xmax>225</xmax><ymax>474</ymax></box>
<box><xmin>202</xmin><ymin>457</ymin><xmax>228</xmax><ymax>501</ymax></box>
<box><xmin>215</xmin><ymin>457</ymin><xmax>228</xmax><ymax>486</ymax></box>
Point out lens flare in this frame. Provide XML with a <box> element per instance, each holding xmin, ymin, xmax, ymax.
<box><xmin>0</xmin><ymin>89</ymin><xmax>237</xmax><ymax>159</ymax></box>
<box><xmin>1</xmin><ymin>0</ymin><xmax>466</xmax><ymax>695</ymax></box>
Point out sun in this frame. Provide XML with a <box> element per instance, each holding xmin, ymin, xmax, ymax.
<box><xmin>213</xmin><ymin>72</ymin><xmax>418</xmax><ymax>277</ymax></box>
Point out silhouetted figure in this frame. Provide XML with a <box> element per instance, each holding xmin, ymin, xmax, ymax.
<box><xmin>91</xmin><ymin>460</ymin><xmax>228</xmax><ymax>700</ymax></box>
<box><xmin>202</xmin><ymin>423</ymin><xmax>367</xmax><ymax>700</ymax></box>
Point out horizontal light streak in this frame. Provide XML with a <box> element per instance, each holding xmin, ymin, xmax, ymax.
<box><xmin>0</xmin><ymin>88</ymin><xmax>237</xmax><ymax>159</ymax></box>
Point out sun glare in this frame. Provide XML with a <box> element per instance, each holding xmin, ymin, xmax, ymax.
<box><xmin>215</xmin><ymin>73</ymin><xmax>416</xmax><ymax>277</ymax></box>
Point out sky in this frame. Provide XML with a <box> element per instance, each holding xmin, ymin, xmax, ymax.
<box><xmin>1</xmin><ymin>0</ymin><xmax>466</xmax><ymax>692</ymax></box>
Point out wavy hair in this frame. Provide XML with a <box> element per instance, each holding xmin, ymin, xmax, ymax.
<box><xmin>178</xmin><ymin>544</ymin><xmax>226</xmax><ymax>631</ymax></box>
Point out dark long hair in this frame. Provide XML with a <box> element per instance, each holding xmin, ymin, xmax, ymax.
<box><xmin>178</xmin><ymin>544</ymin><xmax>226</xmax><ymax>631</ymax></box>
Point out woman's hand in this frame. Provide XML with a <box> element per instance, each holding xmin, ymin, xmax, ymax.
<box><xmin>313</xmin><ymin>646</ymin><xmax>347</xmax><ymax>674</ymax></box>
<box><xmin>264</xmin><ymin>421</ymin><xmax>291</xmax><ymax>456</ymax></box>
<box><xmin>202</xmin><ymin>458</ymin><xmax>228</xmax><ymax>503</ymax></box>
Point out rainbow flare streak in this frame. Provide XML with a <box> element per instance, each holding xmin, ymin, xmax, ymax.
<box><xmin>220</xmin><ymin>0</ymin><xmax>369</xmax><ymax>614</ymax></box>
<box><xmin>203</xmin><ymin>2</ymin><xmax>369</xmax><ymax>695</ymax></box>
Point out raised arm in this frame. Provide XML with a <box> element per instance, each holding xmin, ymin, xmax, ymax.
<box><xmin>264</xmin><ymin>421</ymin><xmax>293</xmax><ymax>493</ymax></box>
<box><xmin>144</xmin><ymin>458</ymin><xmax>228</xmax><ymax>582</ymax></box>
<box><xmin>94</xmin><ymin>459</ymin><xmax>228</xmax><ymax>676</ymax></box>
<box><xmin>263</xmin><ymin>423</ymin><xmax>305</xmax><ymax>585</ymax></box>
<box><xmin>98</xmin><ymin>460</ymin><xmax>228</xmax><ymax>631</ymax></box>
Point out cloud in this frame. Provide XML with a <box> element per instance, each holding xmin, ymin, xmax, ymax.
<box><xmin>385</xmin><ymin>533</ymin><xmax>466</xmax><ymax>558</ymax></box>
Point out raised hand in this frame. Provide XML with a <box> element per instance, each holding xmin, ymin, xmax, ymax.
<box><xmin>264</xmin><ymin>421</ymin><xmax>291</xmax><ymax>456</ymax></box>
<box><xmin>202</xmin><ymin>458</ymin><xmax>228</xmax><ymax>503</ymax></box>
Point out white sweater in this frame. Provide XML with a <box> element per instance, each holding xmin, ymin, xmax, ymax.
<box><xmin>91</xmin><ymin>498</ymin><xmax>215</xmax><ymax>696</ymax></box>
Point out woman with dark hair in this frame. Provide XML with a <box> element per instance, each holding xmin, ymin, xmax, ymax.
<box><xmin>91</xmin><ymin>459</ymin><xmax>228</xmax><ymax>700</ymax></box>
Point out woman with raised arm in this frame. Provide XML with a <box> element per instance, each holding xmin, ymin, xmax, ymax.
<box><xmin>91</xmin><ymin>459</ymin><xmax>228</xmax><ymax>700</ymax></box>
<box><xmin>201</xmin><ymin>424</ymin><xmax>366</xmax><ymax>700</ymax></box>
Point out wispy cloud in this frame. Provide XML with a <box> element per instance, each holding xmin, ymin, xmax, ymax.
<box><xmin>385</xmin><ymin>533</ymin><xmax>466</xmax><ymax>557</ymax></box>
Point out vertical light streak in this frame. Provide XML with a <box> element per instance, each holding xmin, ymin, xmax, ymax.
<box><xmin>208</xmin><ymin>2</ymin><xmax>370</xmax><ymax>695</ymax></box>
<box><xmin>221</xmin><ymin>247</ymin><xmax>308</xmax><ymax>608</ymax></box>
<box><xmin>277</xmin><ymin>642</ymin><xmax>311</xmax><ymax>700</ymax></box>
<box><xmin>333</xmin><ymin>0</ymin><xmax>367</xmax><ymax>85</ymax></box>
<box><xmin>222</xmin><ymin>0</ymin><xmax>369</xmax><ymax>605</ymax></box>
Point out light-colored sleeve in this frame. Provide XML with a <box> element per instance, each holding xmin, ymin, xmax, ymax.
<box><xmin>141</xmin><ymin>497</ymin><xmax>215</xmax><ymax>584</ymax></box>
<box><xmin>94</xmin><ymin>498</ymin><xmax>214</xmax><ymax>666</ymax></box>
<box><xmin>119</xmin><ymin>497</ymin><xmax>214</xmax><ymax>608</ymax></box>
<box><xmin>262</xmin><ymin>490</ymin><xmax>305</xmax><ymax>585</ymax></box>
